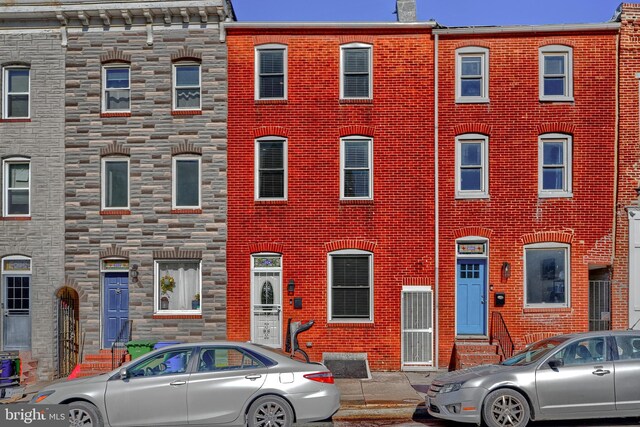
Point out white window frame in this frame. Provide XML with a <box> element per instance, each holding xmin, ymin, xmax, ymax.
<box><xmin>340</xmin><ymin>136</ymin><xmax>373</xmax><ymax>200</ymax></box>
<box><xmin>255</xmin><ymin>44</ymin><xmax>288</xmax><ymax>101</ymax></box>
<box><xmin>172</xmin><ymin>155</ymin><xmax>202</xmax><ymax>209</ymax></box>
<box><xmin>101</xmin><ymin>157</ymin><xmax>130</xmax><ymax>210</ymax></box>
<box><xmin>455</xmin><ymin>134</ymin><xmax>489</xmax><ymax>199</ymax></box>
<box><xmin>2</xmin><ymin>157</ymin><xmax>31</xmax><ymax>218</ymax></box>
<box><xmin>340</xmin><ymin>43</ymin><xmax>373</xmax><ymax>100</ymax></box>
<box><xmin>172</xmin><ymin>62</ymin><xmax>202</xmax><ymax>111</ymax></box>
<box><xmin>254</xmin><ymin>137</ymin><xmax>288</xmax><ymax>201</ymax></box>
<box><xmin>455</xmin><ymin>47</ymin><xmax>489</xmax><ymax>103</ymax></box>
<box><xmin>327</xmin><ymin>249</ymin><xmax>374</xmax><ymax>323</ymax></box>
<box><xmin>153</xmin><ymin>259</ymin><xmax>202</xmax><ymax>314</ymax></box>
<box><xmin>2</xmin><ymin>66</ymin><xmax>30</xmax><ymax>119</ymax></box>
<box><xmin>102</xmin><ymin>64</ymin><xmax>131</xmax><ymax>113</ymax></box>
<box><xmin>538</xmin><ymin>133</ymin><xmax>572</xmax><ymax>198</ymax></box>
<box><xmin>524</xmin><ymin>242</ymin><xmax>570</xmax><ymax>308</ymax></box>
<box><xmin>539</xmin><ymin>45</ymin><xmax>573</xmax><ymax>102</ymax></box>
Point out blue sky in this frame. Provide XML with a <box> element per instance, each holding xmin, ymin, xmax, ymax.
<box><xmin>231</xmin><ymin>0</ymin><xmax>622</xmax><ymax>26</ymax></box>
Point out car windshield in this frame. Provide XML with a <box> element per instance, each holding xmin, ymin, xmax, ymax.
<box><xmin>501</xmin><ymin>337</ymin><xmax>568</xmax><ymax>366</ymax></box>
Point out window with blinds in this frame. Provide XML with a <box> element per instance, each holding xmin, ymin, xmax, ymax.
<box><xmin>256</xmin><ymin>138</ymin><xmax>287</xmax><ymax>200</ymax></box>
<box><xmin>330</xmin><ymin>253</ymin><xmax>372</xmax><ymax>320</ymax></box>
<box><xmin>341</xmin><ymin>44</ymin><xmax>372</xmax><ymax>99</ymax></box>
<box><xmin>256</xmin><ymin>45</ymin><xmax>287</xmax><ymax>100</ymax></box>
<box><xmin>341</xmin><ymin>137</ymin><xmax>372</xmax><ymax>199</ymax></box>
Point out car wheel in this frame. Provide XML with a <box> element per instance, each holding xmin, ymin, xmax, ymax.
<box><xmin>68</xmin><ymin>401</ymin><xmax>104</xmax><ymax>427</ymax></box>
<box><xmin>482</xmin><ymin>389</ymin><xmax>530</xmax><ymax>427</ymax></box>
<box><xmin>247</xmin><ymin>395</ymin><xmax>293</xmax><ymax>427</ymax></box>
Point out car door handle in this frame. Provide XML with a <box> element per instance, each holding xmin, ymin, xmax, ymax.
<box><xmin>245</xmin><ymin>374</ymin><xmax>262</xmax><ymax>381</ymax></box>
<box><xmin>592</xmin><ymin>369</ymin><xmax>611</xmax><ymax>376</ymax></box>
<box><xmin>170</xmin><ymin>380</ymin><xmax>187</xmax><ymax>386</ymax></box>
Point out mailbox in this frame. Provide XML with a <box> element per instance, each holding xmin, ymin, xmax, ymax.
<box><xmin>494</xmin><ymin>292</ymin><xmax>505</xmax><ymax>307</ymax></box>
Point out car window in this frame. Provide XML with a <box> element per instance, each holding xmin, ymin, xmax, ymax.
<box><xmin>552</xmin><ymin>337</ymin><xmax>606</xmax><ymax>366</ymax></box>
<box><xmin>613</xmin><ymin>335</ymin><xmax>640</xmax><ymax>360</ymax></box>
<box><xmin>502</xmin><ymin>337</ymin><xmax>566</xmax><ymax>366</ymax></box>
<box><xmin>197</xmin><ymin>347</ymin><xmax>265</xmax><ymax>372</ymax></box>
<box><xmin>130</xmin><ymin>349</ymin><xmax>193</xmax><ymax>377</ymax></box>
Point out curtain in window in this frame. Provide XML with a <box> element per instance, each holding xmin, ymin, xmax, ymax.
<box><xmin>175</xmin><ymin>66</ymin><xmax>201</xmax><ymax>109</ymax></box>
<box><xmin>105</xmin><ymin>68</ymin><xmax>130</xmax><ymax>110</ymax></box>
<box><xmin>343</xmin><ymin>48</ymin><xmax>370</xmax><ymax>98</ymax></box>
<box><xmin>332</xmin><ymin>255</ymin><xmax>370</xmax><ymax>318</ymax></box>
<box><xmin>158</xmin><ymin>262</ymin><xmax>199</xmax><ymax>311</ymax></box>
<box><xmin>259</xmin><ymin>50</ymin><xmax>284</xmax><ymax>98</ymax></box>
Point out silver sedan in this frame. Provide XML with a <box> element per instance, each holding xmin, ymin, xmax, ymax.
<box><xmin>427</xmin><ymin>330</ymin><xmax>640</xmax><ymax>427</ymax></box>
<box><xmin>32</xmin><ymin>341</ymin><xmax>340</xmax><ymax>427</ymax></box>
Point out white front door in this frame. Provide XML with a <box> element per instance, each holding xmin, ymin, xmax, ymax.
<box><xmin>251</xmin><ymin>255</ymin><xmax>282</xmax><ymax>347</ymax></box>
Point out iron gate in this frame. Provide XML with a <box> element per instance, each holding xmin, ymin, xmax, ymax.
<box><xmin>57</xmin><ymin>288</ymin><xmax>79</xmax><ymax>378</ymax></box>
<box><xmin>401</xmin><ymin>286</ymin><xmax>433</xmax><ymax>369</ymax></box>
<box><xmin>589</xmin><ymin>280</ymin><xmax>611</xmax><ymax>331</ymax></box>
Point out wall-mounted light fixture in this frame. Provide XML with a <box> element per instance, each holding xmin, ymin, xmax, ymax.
<box><xmin>288</xmin><ymin>279</ymin><xmax>295</xmax><ymax>293</ymax></box>
<box><xmin>130</xmin><ymin>264</ymin><xmax>139</xmax><ymax>283</ymax></box>
<box><xmin>501</xmin><ymin>262</ymin><xmax>511</xmax><ymax>281</ymax></box>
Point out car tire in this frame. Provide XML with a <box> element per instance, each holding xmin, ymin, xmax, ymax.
<box><xmin>482</xmin><ymin>388</ymin><xmax>530</xmax><ymax>427</ymax></box>
<box><xmin>68</xmin><ymin>401</ymin><xmax>104</xmax><ymax>427</ymax></box>
<box><xmin>247</xmin><ymin>395</ymin><xmax>294</xmax><ymax>427</ymax></box>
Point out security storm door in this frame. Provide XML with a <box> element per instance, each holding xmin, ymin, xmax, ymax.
<box><xmin>401</xmin><ymin>286</ymin><xmax>433</xmax><ymax>369</ymax></box>
<box><xmin>3</xmin><ymin>275</ymin><xmax>31</xmax><ymax>350</ymax></box>
<box><xmin>456</xmin><ymin>259</ymin><xmax>487</xmax><ymax>335</ymax></box>
<box><xmin>251</xmin><ymin>255</ymin><xmax>282</xmax><ymax>347</ymax></box>
<box><xmin>103</xmin><ymin>273</ymin><xmax>129</xmax><ymax>349</ymax></box>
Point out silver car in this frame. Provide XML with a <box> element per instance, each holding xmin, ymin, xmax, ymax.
<box><xmin>427</xmin><ymin>330</ymin><xmax>640</xmax><ymax>427</ymax></box>
<box><xmin>32</xmin><ymin>341</ymin><xmax>340</xmax><ymax>427</ymax></box>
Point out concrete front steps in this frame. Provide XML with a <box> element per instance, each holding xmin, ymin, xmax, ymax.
<box><xmin>453</xmin><ymin>339</ymin><xmax>502</xmax><ymax>370</ymax></box>
<box><xmin>68</xmin><ymin>349</ymin><xmax>129</xmax><ymax>379</ymax></box>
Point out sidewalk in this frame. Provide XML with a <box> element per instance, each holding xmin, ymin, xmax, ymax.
<box><xmin>333</xmin><ymin>371</ymin><xmax>438</xmax><ymax>421</ymax></box>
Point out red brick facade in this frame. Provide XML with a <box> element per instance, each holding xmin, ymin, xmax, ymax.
<box><xmin>227</xmin><ymin>23</ymin><xmax>618</xmax><ymax>370</ymax></box>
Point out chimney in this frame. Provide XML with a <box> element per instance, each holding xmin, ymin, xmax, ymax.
<box><xmin>396</xmin><ymin>0</ymin><xmax>416</xmax><ymax>22</ymax></box>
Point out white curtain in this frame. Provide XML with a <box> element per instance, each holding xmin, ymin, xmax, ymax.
<box><xmin>159</xmin><ymin>262</ymin><xmax>199</xmax><ymax>311</ymax></box>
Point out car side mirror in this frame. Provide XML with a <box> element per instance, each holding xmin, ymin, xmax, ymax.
<box><xmin>548</xmin><ymin>358</ymin><xmax>564</xmax><ymax>369</ymax></box>
<box><xmin>119</xmin><ymin>368</ymin><xmax>129</xmax><ymax>380</ymax></box>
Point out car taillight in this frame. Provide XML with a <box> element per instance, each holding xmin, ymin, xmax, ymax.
<box><xmin>303</xmin><ymin>371</ymin><xmax>335</xmax><ymax>384</ymax></box>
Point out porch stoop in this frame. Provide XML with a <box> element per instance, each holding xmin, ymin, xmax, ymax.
<box><xmin>453</xmin><ymin>339</ymin><xmax>501</xmax><ymax>370</ymax></box>
<box><xmin>68</xmin><ymin>349</ymin><xmax>129</xmax><ymax>379</ymax></box>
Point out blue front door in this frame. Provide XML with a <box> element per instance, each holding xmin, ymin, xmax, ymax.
<box><xmin>103</xmin><ymin>273</ymin><xmax>129</xmax><ymax>348</ymax></box>
<box><xmin>456</xmin><ymin>259</ymin><xmax>487</xmax><ymax>335</ymax></box>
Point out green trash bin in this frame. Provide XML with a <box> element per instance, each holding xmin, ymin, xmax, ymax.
<box><xmin>125</xmin><ymin>340</ymin><xmax>157</xmax><ymax>360</ymax></box>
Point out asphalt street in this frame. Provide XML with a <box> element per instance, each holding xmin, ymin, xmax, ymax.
<box><xmin>297</xmin><ymin>415</ymin><xmax>640</xmax><ymax>426</ymax></box>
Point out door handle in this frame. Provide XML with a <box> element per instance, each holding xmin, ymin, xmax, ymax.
<box><xmin>592</xmin><ymin>369</ymin><xmax>610</xmax><ymax>376</ymax></box>
<box><xmin>481</xmin><ymin>297</ymin><xmax>485</xmax><ymax>305</ymax></box>
<box><xmin>245</xmin><ymin>374</ymin><xmax>262</xmax><ymax>381</ymax></box>
<box><xmin>170</xmin><ymin>380</ymin><xmax>187</xmax><ymax>386</ymax></box>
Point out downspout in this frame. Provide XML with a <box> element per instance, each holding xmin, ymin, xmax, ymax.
<box><xmin>612</xmin><ymin>31</ymin><xmax>620</xmax><ymax>270</ymax></box>
<box><xmin>434</xmin><ymin>32</ymin><xmax>440</xmax><ymax>370</ymax></box>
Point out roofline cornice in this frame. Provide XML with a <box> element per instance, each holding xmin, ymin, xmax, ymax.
<box><xmin>433</xmin><ymin>22</ymin><xmax>619</xmax><ymax>35</ymax></box>
<box><xmin>224</xmin><ymin>21</ymin><xmax>438</xmax><ymax>30</ymax></box>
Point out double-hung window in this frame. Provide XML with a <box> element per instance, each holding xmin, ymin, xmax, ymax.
<box><xmin>456</xmin><ymin>47</ymin><xmax>489</xmax><ymax>103</ymax></box>
<box><xmin>328</xmin><ymin>250</ymin><xmax>373</xmax><ymax>321</ymax></box>
<box><xmin>340</xmin><ymin>43</ymin><xmax>372</xmax><ymax>99</ymax></box>
<box><xmin>155</xmin><ymin>260</ymin><xmax>201</xmax><ymax>313</ymax></box>
<box><xmin>255</xmin><ymin>45</ymin><xmax>287</xmax><ymax>100</ymax></box>
<box><xmin>3</xmin><ymin>67</ymin><xmax>30</xmax><ymax>119</ymax></box>
<box><xmin>102</xmin><ymin>157</ymin><xmax>129</xmax><ymax>210</ymax></box>
<box><xmin>2</xmin><ymin>158</ymin><xmax>30</xmax><ymax>217</ymax></box>
<box><xmin>255</xmin><ymin>138</ymin><xmax>287</xmax><ymax>200</ymax></box>
<box><xmin>455</xmin><ymin>134</ymin><xmax>488</xmax><ymax>198</ymax></box>
<box><xmin>173</xmin><ymin>156</ymin><xmax>201</xmax><ymax>209</ymax></box>
<box><xmin>173</xmin><ymin>63</ymin><xmax>201</xmax><ymax>111</ymax></box>
<box><xmin>539</xmin><ymin>133</ymin><xmax>572</xmax><ymax>198</ymax></box>
<box><xmin>341</xmin><ymin>137</ymin><xmax>372</xmax><ymax>200</ymax></box>
<box><xmin>524</xmin><ymin>243</ymin><xmax>570</xmax><ymax>307</ymax></box>
<box><xmin>539</xmin><ymin>45</ymin><xmax>573</xmax><ymax>101</ymax></box>
<box><xmin>102</xmin><ymin>65</ymin><xmax>131</xmax><ymax>112</ymax></box>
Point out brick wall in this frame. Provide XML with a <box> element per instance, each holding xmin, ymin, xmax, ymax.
<box><xmin>0</xmin><ymin>31</ymin><xmax>65</xmax><ymax>381</ymax></box>
<box><xmin>227</xmin><ymin>28</ymin><xmax>436</xmax><ymax>371</ymax></box>
<box><xmin>64</xmin><ymin>25</ymin><xmax>228</xmax><ymax>355</ymax></box>
<box><xmin>438</xmin><ymin>30</ymin><xmax>617</xmax><ymax>366</ymax></box>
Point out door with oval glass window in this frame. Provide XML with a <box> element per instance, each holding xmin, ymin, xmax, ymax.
<box><xmin>251</xmin><ymin>255</ymin><xmax>282</xmax><ymax>347</ymax></box>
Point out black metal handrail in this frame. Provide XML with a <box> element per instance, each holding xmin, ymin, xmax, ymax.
<box><xmin>490</xmin><ymin>312</ymin><xmax>515</xmax><ymax>359</ymax></box>
<box><xmin>111</xmin><ymin>320</ymin><xmax>133</xmax><ymax>370</ymax></box>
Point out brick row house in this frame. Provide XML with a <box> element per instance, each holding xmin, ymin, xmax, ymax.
<box><xmin>226</xmin><ymin>4</ymin><xmax>621</xmax><ymax>370</ymax></box>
